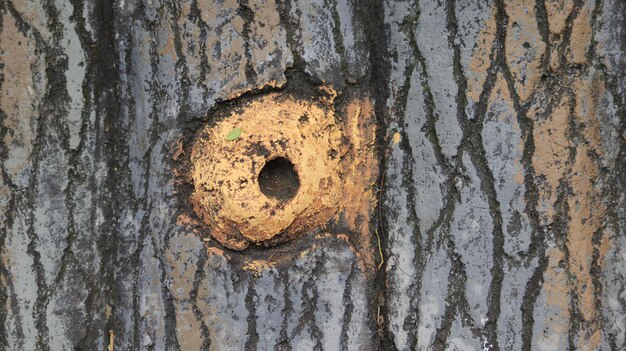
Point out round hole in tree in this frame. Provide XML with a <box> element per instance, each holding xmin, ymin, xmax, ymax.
<box><xmin>258</xmin><ymin>157</ymin><xmax>300</xmax><ymax>201</ymax></box>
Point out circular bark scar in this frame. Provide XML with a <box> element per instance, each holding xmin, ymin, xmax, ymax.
<box><xmin>191</xmin><ymin>93</ymin><xmax>346</xmax><ymax>250</ymax></box>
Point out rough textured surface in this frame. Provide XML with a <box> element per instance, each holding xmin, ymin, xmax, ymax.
<box><xmin>189</xmin><ymin>91</ymin><xmax>377</xmax><ymax>250</ymax></box>
<box><xmin>382</xmin><ymin>0</ymin><xmax>625</xmax><ymax>350</ymax></box>
<box><xmin>0</xmin><ymin>0</ymin><xmax>624</xmax><ymax>350</ymax></box>
<box><xmin>191</xmin><ymin>93</ymin><xmax>343</xmax><ymax>248</ymax></box>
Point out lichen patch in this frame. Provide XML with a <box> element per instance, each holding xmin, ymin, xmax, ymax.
<box><xmin>0</xmin><ymin>13</ymin><xmax>43</xmax><ymax>187</ymax></box>
<box><xmin>568</xmin><ymin>148</ymin><xmax>603</xmax><ymax>322</ymax></box>
<box><xmin>467</xmin><ymin>5</ymin><xmax>497</xmax><ymax>103</ymax></box>
<box><xmin>504</xmin><ymin>0</ymin><xmax>546</xmax><ymax>102</ymax></box>
<box><xmin>532</xmin><ymin>96</ymin><xmax>571</xmax><ymax>224</ymax></box>
<box><xmin>545</xmin><ymin>0</ymin><xmax>574</xmax><ymax>35</ymax></box>
<box><xmin>536</xmin><ymin>246</ymin><xmax>570</xmax><ymax>349</ymax></box>
<box><xmin>568</xmin><ymin>6</ymin><xmax>593</xmax><ymax>64</ymax></box>
<box><xmin>242</xmin><ymin>259</ymin><xmax>276</xmax><ymax>277</ymax></box>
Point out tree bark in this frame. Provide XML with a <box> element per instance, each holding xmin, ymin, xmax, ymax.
<box><xmin>0</xmin><ymin>0</ymin><xmax>624</xmax><ymax>350</ymax></box>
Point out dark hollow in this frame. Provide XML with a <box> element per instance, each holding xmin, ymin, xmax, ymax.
<box><xmin>258</xmin><ymin>157</ymin><xmax>300</xmax><ymax>201</ymax></box>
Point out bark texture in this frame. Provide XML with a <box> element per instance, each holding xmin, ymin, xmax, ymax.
<box><xmin>0</xmin><ymin>0</ymin><xmax>624</xmax><ymax>350</ymax></box>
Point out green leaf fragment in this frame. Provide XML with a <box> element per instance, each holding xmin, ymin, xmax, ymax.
<box><xmin>226</xmin><ymin>127</ymin><xmax>242</xmax><ymax>141</ymax></box>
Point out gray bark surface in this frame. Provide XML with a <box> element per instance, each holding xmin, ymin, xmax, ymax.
<box><xmin>0</xmin><ymin>0</ymin><xmax>624</xmax><ymax>350</ymax></box>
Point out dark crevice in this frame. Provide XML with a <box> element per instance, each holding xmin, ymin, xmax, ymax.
<box><xmin>275</xmin><ymin>0</ymin><xmax>305</xmax><ymax>72</ymax></box>
<box><xmin>89</xmin><ymin>0</ymin><xmax>121</xmax><ymax>350</ymax></box>
<box><xmin>387</xmin><ymin>42</ymin><xmax>423</xmax><ymax>351</ymax></box>
<box><xmin>121</xmin><ymin>15</ymin><xmax>161</xmax><ymax>350</ymax></box>
<box><xmin>72</xmin><ymin>2</ymin><xmax>104</xmax><ymax>348</ymax></box>
<box><xmin>287</xmin><ymin>252</ymin><xmax>324</xmax><ymax>349</ymax></box>
<box><xmin>326</xmin><ymin>0</ymin><xmax>350</xmax><ymax>82</ymax></box>
<box><xmin>496</xmin><ymin>0</ymin><xmax>555</xmax><ymax>349</ymax></box>
<box><xmin>423</xmin><ymin>0</ymin><xmax>507</xmax><ymax>348</ymax></box>
<box><xmin>244</xmin><ymin>278</ymin><xmax>260</xmax><ymax>351</ymax></box>
<box><xmin>16</xmin><ymin>0</ymin><xmax>76</xmax><ymax>348</ymax></box>
<box><xmin>535</xmin><ymin>0</ymin><xmax>552</xmax><ymax>74</ymax></box>
<box><xmin>189</xmin><ymin>247</ymin><xmax>212</xmax><ymax>350</ymax></box>
<box><xmin>276</xmin><ymin>269</ymin><xmax>294</xmax><ymax>351</ymax></box>
<box><xmin>591</xmin><ymin>0</ymin><xmax>626</xmax><ymax>348</ymax></box>
<box><xmin>237</xmin><ymin>0</ymin><xmax>258</xmax><ymax>84</ymax></box>
<box><xmin>339</xmin><ymin>261</ymin><xmax>357</xmax><ymax>349</ymax></box>
<box><xmin>393</xmin><ymin>1</ymin><xmax>467</xmax><ymax>349</ymax></box>
<box><xmin>339</xmin><ymin>0</ymin><xmax>396</xmax><ymax>348</ymax></box>
<box><xmin>188</xmin><ymin>0</ymin><xmax>212</xmax><ymax>105</ymax></box>
<box><xmin>54</xmin><ymin>0</ymin><xmax>103</xmax><ymax>348</ymax></box>
<box><xmin>0</xmin><ymin>5</ymin><xmax>16</xmax><ymax>349</ymax></box>
<box><xmin>131</xmin><ymin>22</ymin><xmax>171</xmax><ymax>347</ymax></box>
<box><xmin>447</xmin><ymin>0</ymin><xmax>506</xmax><ymax>346</ymax></box>
<box><xmin>432</xmin><ymin>248</ymin><xmax>464</xmax><ymax>351</ymax></box>
<box><xmin>404</xmin><ymin>6</ymin><xmax>459</xmax><ymax>254</ymax></box>
<box><xmin>156</xmin><ymin>4</ymin><xmax>187</xmax><ymax>349</ymax></box>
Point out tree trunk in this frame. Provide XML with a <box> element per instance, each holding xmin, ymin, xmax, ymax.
<box><xmin>0</xmin><ymin>0</ymin><xmax>624</xmax><ymax>350</ymax></box>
